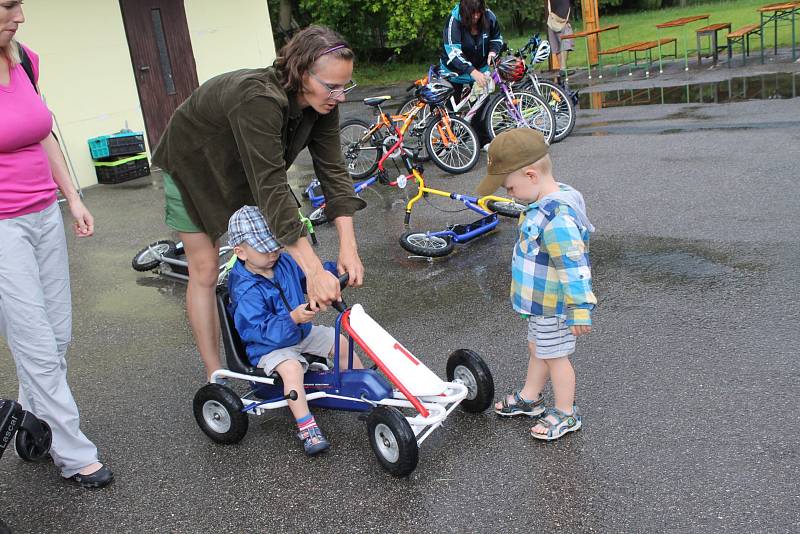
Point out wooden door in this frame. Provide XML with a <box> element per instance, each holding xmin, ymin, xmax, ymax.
<box><xmin>119</xmin><ymin>0</ymin><xmax>199</xmax><ymax>148</ymax></box>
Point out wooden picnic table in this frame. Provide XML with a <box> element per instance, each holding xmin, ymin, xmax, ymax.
<box><xmin>758</xmin><ymin>1</ymin><xmax>800</xmax><ymax>62</ymax></box>
<box><xmin>559</xmin><ymin>24</ymin><xmax>623</xmax><ymax>80</ymax></box>
<box><xmin>695</xmin><ymin>22</ymin><xmax>732</xmax><ymax>66</ymax></box>
<box><xmin>655</xmin><ymin>14</ymin><xmax>710</xmax><ymax>72</ymax></box>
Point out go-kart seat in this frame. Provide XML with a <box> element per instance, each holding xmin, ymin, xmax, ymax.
<box><xmin>215</xmin><ymin>288</ymin><xmax>329</xmax><ymax>380</ymax></box>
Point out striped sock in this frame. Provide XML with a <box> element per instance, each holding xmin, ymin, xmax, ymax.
<box><xmin>296</xmin><ymin>413</ymin><xmax>317</xmax><ymax>433</ymax></box>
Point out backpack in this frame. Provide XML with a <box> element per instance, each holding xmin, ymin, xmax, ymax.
<box><xmin>17</xmin><ymin>42</ymin><xmax>38</xmax><ymax>94</ymax></box>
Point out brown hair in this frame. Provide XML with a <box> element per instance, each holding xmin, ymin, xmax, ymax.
<box><xmin>273</xmin><ymin>25</ymin><xmax>354</xmax><ymax>94</ymax></box>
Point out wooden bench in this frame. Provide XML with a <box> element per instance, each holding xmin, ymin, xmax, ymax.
<box><xmin>695</xmin><ymin>22</ymin><xmax>731</xmax><ymax>66</ymax></box>
<box><xmin>727</xmin><ymin>23</ymin><xmax>763</xmax><ymax>67</ymax></box>
<box><xmin>597</xmin><ymin>42</ymin><xmax>648</xmax><ymax>77</ymax></box>
<box><xmin>628</xmin><ymin>38</ymin><xmax>679</xmax><ymax>77</ymax></box>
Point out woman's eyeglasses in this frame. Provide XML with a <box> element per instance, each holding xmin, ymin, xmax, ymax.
<box><xmin>310</xmin><ymin>72</ymin><xmax>357</xmax><ymax>99</ymax></box>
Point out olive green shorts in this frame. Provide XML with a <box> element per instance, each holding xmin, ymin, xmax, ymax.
<box><xmin>163</xmin><ymin>172</ymin><xmax>202</xmax><ymax>233</ymax></box>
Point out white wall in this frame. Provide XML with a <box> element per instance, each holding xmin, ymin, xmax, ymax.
<box><xmin>16</xmin><ymin>0</ymin><xmax>276</xmax><ymax>188</ymax></box>
<box><xmin>185</xmin><ymin>0</ymin><xmax>276</xmax><ymax>84</ymax></box>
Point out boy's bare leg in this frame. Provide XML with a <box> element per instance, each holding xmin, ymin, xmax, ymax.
<box><xmin>332</xmin><ymin>334</ymin><xmax>363</xmax><ymax>369</ymax></box>
<box><xmin>545</xmin><ymin>356</ymin><xmax>575</xmax><ymax>413</ymax></box>
<box><xmin>495</xmin><ymin>342</ymin><xmax>549</xmax><ymax>409</ymax></box>
<box><xmin>180</xmin><ymin>231</ymin><xmax>222</xmax><ymax>380</ymax></box>
<box><xmin>531</xmin><ymin>356</ymin><xmax>576</xmax><ymax>434</ymax></box>
<box><xmin>275</xmin><ymin>360</ymin><xmax>310</xmax><ymax>419</ymax></box>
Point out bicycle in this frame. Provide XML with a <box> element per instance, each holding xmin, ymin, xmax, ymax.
<box><xmin>396</xmin><ymin>58</ymin><xmax>555</xmax><ymax>146</ymax></box>
<box><xmin>513</xmin><ymin>35</ymin><xmax>577</xmax><ymax>142</ymax></box>
<box><xmin>340</xmin><ymin>74</ymin><xmax>481</xmax><ymax>176</ymax></box>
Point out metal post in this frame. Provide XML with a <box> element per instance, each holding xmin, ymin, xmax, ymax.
<box><xmin>760</xmin><ymin>11</ymin><xmax>765</xmax><ymax>64</ymax></box>
<box><xmin>658</xmin><ymin>27</ymin><xmax>665</xmax><ymax>73</ymax></box>
<box><xmin>684</xmin><ymin>24</ymin><xmax>690</xmax><ymax>70</ymax></box>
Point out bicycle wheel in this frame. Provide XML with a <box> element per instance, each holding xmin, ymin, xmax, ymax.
<box><xmin>424</xmin><ymin>114</ymin><xmax>480</xmax><ymax>175</ymax></box>
<box><xmin>486</xmin><ymin>91</ymin><xmax>555</xmax><ymax>144</ymax></box>
<box><xmin>395</xmin><ymin>97</ymin><xmax>431</xmax><ymax>162</ymax></box>
<box><xmin>340</xmin><ymin>119</ymin><xmax>381</xmax><ymax>179</ymax></box>
<box><xmin>537</xmin><ymin>81</ymin><xmax>576</xmax><ymax>142</ymax></box>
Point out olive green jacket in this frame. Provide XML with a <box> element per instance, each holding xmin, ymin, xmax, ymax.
<box><xmin>152</xmin><ymin>67</ymin><xmax>365</xmax><ymax>244</ymax></box>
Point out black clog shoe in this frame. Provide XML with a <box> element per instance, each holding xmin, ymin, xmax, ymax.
<box><xmin>66</xmin><ymin>464</ymin><xmax>114</xmax><ymax>489</ymax></box>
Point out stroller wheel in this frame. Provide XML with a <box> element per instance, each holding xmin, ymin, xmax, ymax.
<box><xmin>193</xmin><ymin>384</ymin><xmax>249</xmax><ymax>444</ymax></box>
<box><xmin>15</xmin><ymin>419</ymin><xmax>52</xmax><ymax>462</ymax></box>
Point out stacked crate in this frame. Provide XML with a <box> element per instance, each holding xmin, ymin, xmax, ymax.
<box><xmin>88</xmin><ymin>131</ymin><xmax>150</xmax><ymax>184</ymax></box>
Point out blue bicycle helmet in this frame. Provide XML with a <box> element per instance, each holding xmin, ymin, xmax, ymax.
<box><xmin>416</xmin><ymin>79</ymin><xmax>453</xmax><ymax>105</ymax></box>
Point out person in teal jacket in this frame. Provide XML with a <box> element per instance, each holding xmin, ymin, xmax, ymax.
<box><xmin>439</xmin><ymin>0</ymin><xmax>504</xmax><ymax>100</ymax></box>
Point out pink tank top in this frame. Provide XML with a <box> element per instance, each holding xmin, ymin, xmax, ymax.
<box><xmin>0</xmin><ymin>44</ymin><xmax>58</xmax><ymax>220</ymax></box>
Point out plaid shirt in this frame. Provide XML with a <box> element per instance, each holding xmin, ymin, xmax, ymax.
<box><xmin>511</xmin><ymin>199</ymin><xmax>596</xmax><ymax>325</ymax></box>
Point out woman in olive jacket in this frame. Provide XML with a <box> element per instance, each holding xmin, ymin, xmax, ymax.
<box><xmin>152</xmin><ymin>26</ymin><xmax>365</xmax><ymax>380</ymax></box>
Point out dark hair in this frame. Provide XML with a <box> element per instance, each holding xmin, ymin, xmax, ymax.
<box><xmin>460</xmin><ymin>0</ymin><xmax>489</xmax><ymax>32</ymax></box>
<box><xmin>273</xmin><ymin>25</ymin><xmax>354</xmax><ymax>93</ymax></box>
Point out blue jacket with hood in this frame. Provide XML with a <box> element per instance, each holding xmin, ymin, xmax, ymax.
<box><xmin>227</xmin><ymin>254</ymin><xmax>338</xmax><ymax>366</ymax></box>
<box><xmin>440</xmin><ymin>4</ymin><xmax>504</xmax><ymax>79</ymax></box>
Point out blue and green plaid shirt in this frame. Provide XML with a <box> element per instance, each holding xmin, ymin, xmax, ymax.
<box><xmin>511</xmin><ymin>198</ymin><xmax>596</xmax><ymax>325</ymax></box>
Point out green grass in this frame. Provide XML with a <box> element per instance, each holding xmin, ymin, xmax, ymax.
<box><xmin>355</xmin><ymin>0</ymin><xmax>799</xmax><ymax>85</ymax></box>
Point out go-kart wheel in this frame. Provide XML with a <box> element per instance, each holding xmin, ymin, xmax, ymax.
<box><xmin>131</xmin><ymin>240</ymin><xmax>177</xmax><ymax>272</ymax></box>
<box><xmin>486</xmin><ymin>199</ymin><xmax>525</xmax><ymax>218</ymax></box>
<box><xmin>14</xmin><ymin>418</ymin><xmax>52</xmax><ymax>462</ymax></box>
<box><xmin>308</xmin><ymin>207</ymin><xmax>329</xmax><ymax>226</ymax></box>
<box><xmin>193</xmin><ymin>384</ymin><xmax>248</xmax><ymax>444</ymax></box>
<box><xmin>367</xmin><ymin>406</ymin><xmax>418</xmax><ymax>478</ymax></box>
<box><xmin>447</xmin><ymin>349</ymin><xmax>495</xmax><ymax>413</ymax></box>
<box><xmin>399</xmin><ymin>231</ymin><xmax>454</xmax><ymax>258</ymax></box>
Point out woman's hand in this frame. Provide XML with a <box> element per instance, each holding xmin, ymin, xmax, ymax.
<box><xmin>305</xmin><ymin>268</ymin><xmax>340</xmax><ymax>312</ymax></box>
<box><xmin>470</xmin><ymin>69</ymin><xmax>489</xmax><ymax>89</ymax></box>
<box><xmin>337</xmin><ymin>247</ymin><xmax>364</xmax><ymax>287</ymax></box>
<box><xmin>68</xmin><ymin>199</ymin><xmax>94</xmax><ymax>237</ymax></box>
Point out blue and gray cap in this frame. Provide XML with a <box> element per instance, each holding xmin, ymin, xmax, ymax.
<box><xmin>227</xmin><ymin>205</ymin><xmax>281</xmax><ymax>253</ymax></box>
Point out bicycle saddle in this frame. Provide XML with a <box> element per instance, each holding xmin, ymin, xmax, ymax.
<box><xmin>363</xmin><ymin>95</ymin><xmax>392</xmax><ymax>106</ymax></box>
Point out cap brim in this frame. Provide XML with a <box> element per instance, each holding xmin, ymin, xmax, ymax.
<box><xmin>475</xmin><ymin>172</ymin><xmax>507</xmax><ymax>198</ymax></box>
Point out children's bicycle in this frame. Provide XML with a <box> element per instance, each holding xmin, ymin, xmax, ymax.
<box><xmin>340</xmin><ymin>79</ymin><xmax>480</xmax><ymax>176</ymax></box>
<box><xmin>396</xmin><ymin>59</ymin><xmax>556</xmax><ymax>145</ymax></box>
<box><xmin>398</xmin><ymin>164</ymin><xmax>524</xmax><ymax>258</ymax></box>
<box><xmin>194</xmin><ymin>274</ymin><xmax>495</xmax><ymax>478</ymax></box>
<box><xmin>512</xmin><ymin>35</ymin><xmax>577</xmax><ymax>142</ymax></box>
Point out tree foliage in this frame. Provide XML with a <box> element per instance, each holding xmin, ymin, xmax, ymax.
<box><xmin>298</xmin><ymin>0</ymin><xmax>453</xmax><ymax>61</ymax></box>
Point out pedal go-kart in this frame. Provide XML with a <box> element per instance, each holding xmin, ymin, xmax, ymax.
<box><xmin>1</xmin><ymin>399</ymin><xmax>52</xmax><ymax>463</ymax></box>
<box><xmin>193</xmin><ymin>275</ymin><xmax>495</xmax><ymax>477</ymax></box>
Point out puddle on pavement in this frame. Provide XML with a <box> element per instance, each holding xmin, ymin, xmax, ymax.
<box><xmin>591</xmin><ymin>235</ymin><xmax>767</xmax><ymax>289</ymax></box>
<box><xmin>578</xmin><ymin>72</ymin><xmax>800</xmax><ymax>109</ymax></box>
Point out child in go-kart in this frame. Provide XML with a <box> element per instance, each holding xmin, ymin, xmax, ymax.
<box><xmin>226</xmin><ymin>206</ymin><xmax>363</xmax><ymax>455</ymax></box>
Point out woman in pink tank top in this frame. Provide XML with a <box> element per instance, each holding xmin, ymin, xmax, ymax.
<box><xmin>0</xmin><ymin>1</ymin><xmax>112</xmax><ymax>489</ymax></box>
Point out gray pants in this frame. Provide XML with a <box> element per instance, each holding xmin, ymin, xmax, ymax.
<box><xmin>0</xmin><ymin>202</ymin><xmax>98</xmax><ymax>477</ymax></box>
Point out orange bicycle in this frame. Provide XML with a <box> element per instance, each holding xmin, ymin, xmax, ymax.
<box><xmin>340</xmin><ymin>71</ymin><xmax>480</xmax><ymax>178</ymax></box>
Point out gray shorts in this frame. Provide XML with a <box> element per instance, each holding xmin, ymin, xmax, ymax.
<box><xmin>527</xmin><ymin>315</ymin><xmax>576</xmax><ymax>359</ymax></box>
<box><xmin>548</xmin><ymin>23</ymin><xmax>575</xmax><ymax>54</ymax></box>
<box><xmin>257</xmin><ymin>325</ymin><xmax>336</xmax><ymax>375</ymax></box>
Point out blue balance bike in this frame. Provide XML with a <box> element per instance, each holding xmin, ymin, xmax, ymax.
<box><xmin>193</xmin><ymin>275</ymin><xmax>494</xmax><ymax>477</ymax></box>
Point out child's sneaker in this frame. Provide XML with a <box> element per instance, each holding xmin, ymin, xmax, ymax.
<box><xmin>298</xmin><ymin>426</ymin><xmax>330</xmax><ymax>456</ymax></box>
<box><xmin>494</xmin><ymin>391</ymin><xmax>545</xmax><ymax>417</ymax></box>
<box><xmin>530</xmin><ymin>406</ymin><xmax>581</xmax><ymax>441</ymax></box>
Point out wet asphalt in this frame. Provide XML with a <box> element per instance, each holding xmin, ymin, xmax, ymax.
<box><xmin>1</xmin><ymin>67</ymin><xmax>799</xmax><ymax>533</ymax></box>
